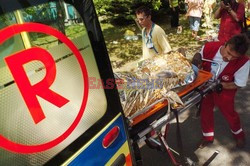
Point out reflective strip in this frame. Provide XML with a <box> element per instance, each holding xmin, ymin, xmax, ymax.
<box><xmin>231</xmin><ymin>128</ymin><xmax>243</xmax><ymax>135</ymax></box>
<box><xmin>202</xmin><ymin>132</ymin><xmax>214</xmax><ymax>137</ymax></box>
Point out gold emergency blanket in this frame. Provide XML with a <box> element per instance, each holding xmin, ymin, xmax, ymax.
<box><xmin>115</xmin><ymin>51</ymin><xmax>195</xmax><ymax>118</ymax></box>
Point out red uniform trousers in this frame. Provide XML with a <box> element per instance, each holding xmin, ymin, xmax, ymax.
<box><xmin>200</xmin><ymin>89</ymin><xmax>245</xmax><ymax>141</ymax></box>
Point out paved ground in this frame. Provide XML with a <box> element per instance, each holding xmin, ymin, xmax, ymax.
<box><xmin>139</xmin><ymin>76</ymin><xmax>250</xmax><ymax>166</ymax></box>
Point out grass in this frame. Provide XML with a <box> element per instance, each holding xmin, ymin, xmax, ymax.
<box><xmin>30</xmin><ymin>25</ymin><xmax>85</xmax><ymax>49</ymax></box>
<box><xmin>100</xmin><ymin>13</ymin><xmax>217</xmax><ymax>70</ymax></box>
<box><xmin>29</xmin><ymin>13</ymin><xmax>221</xmax><ymax>68</ymax></box>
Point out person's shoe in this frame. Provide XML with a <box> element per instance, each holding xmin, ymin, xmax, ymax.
<box><xmin>198</xmin><ymin>139</ymin><xmax>213</xmax><ymax>149</ymax></box>
<box><xmin>236</xmin><ymin>138</ymin><xmax>246</xmax><ymax>148</ymax></box>
<box><xmin>177</xmin><ymin>26</ymin><xmax>182</xmax><ymax>34</ymax></box>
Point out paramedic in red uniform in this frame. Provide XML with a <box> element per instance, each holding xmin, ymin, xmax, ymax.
<box><xmin>192</xmin><ymin>34</ymin><xmax>250</xmax><ymax>148</ymax></box>
<box><xmin>214</xmin><ymin>0</ymin><xmax>245</xmax><ymax>43</ymax></box>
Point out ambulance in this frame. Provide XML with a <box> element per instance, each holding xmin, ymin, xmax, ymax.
<box><xmin>0</xmin><ymin>0</ymin><xmax>221</xmax><ymax>165</ymax></box>
<box><xmin>0</xmin><ymin>0</ymin><xmax>133</xmax><ymax>165</ymax></box>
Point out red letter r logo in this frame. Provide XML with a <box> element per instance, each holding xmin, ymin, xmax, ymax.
<box><xmin>5</xmin><ymin>47</ymin><xmax>69</xmax><ymax>124</ymax></box>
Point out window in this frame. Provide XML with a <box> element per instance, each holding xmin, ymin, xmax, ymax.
<box><xmin>0</xmin><ymin>1</ymin><xmax>110</xmax><ymax>165</ymax></box>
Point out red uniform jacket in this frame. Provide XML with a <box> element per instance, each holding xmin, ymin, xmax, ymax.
<box><xmin>202</xmin><ymin>42</ymin><xmax>249</xmax><ymax>85</ymax></box>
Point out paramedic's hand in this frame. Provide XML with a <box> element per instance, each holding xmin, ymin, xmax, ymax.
<box><xmin>215</xmin><ymin>83</ymin><xmax>223</xmax><ymax>93</ymax></box>
<box><xmin>221</xmin><ymin>82</ymin><xmax>239</xmax><ymax>89</ymax></box>
<box><xmin>191</xmin><ymin>53</ymin><xmax>202</xmax><ymax>69</ymax></box>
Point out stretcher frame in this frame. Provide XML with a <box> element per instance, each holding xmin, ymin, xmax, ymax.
<box><xmin>129</xmin><ymin>69</ymin><xmax>220</xmax><ymax>165</ymax></box>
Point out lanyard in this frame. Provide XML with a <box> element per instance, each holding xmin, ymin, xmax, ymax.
<box><xmin>143</xmin><ymin>23</ymin><xmax>158</xmax><ymax>54</ymax></box>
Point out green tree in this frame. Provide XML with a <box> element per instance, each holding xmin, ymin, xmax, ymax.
<box><xmin>93</xmin><ymin>0</ymin><xmax>163</xmax><ymax>25</ymax></box>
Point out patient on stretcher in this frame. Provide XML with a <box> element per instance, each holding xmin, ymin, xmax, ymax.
<box><xmin>115</xmin><ymin>51</ymin><xmax>197</xmax><ymax>118</ymax></box>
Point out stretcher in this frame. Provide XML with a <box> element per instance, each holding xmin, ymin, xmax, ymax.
<box><xmin>128</xmin><ymin>69</ymin><xmax>220</xmax><ymax>165</ymax></box>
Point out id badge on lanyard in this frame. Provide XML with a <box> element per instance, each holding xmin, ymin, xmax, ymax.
<box><xmin>144</xmin><ymin>23</ymin><xmax>158</xmax><ymax>53</ymax></box>
<box><xmin>146</xmin><ymin>37</ymin><xmax>154</xmax><ymax>49</ymax></box>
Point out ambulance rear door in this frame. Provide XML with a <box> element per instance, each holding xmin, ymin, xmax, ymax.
<box><xmin>0</xmin><ymin>0</ymin><xmax>133</xmax><ymax>165</ymax></box>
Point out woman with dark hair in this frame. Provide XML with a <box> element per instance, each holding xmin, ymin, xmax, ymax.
<box><xmin>214</xmin><ymin>0</ymin><xmax>245</xmax><ymax>43</ymax></box>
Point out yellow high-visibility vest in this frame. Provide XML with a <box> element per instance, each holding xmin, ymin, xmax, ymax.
<box><xmin>169</xmin><ymin>0</ymin><xmax>178</xmax><ymax>8</ymax></box>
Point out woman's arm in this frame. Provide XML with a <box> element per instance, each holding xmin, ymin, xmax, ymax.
<box><xmin>227</xmin><ymin>8</ymin><xmax>239</xmax><ymax>21</ymax></box>
<box><xmin>227</xmin><ymin>3</ymin><xmax>245</xmax><ymax>22</ymax></box>
<box><xmin>214</xmin><ymin>2</ymin><xmax>224</xmax><ymax>19</ymax></box>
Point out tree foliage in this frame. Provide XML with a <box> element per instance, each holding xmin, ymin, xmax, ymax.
<box><xmin>93</xmin><ymin>0</ymin><xmax>163</xmax><ymax>25</ymax></box>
